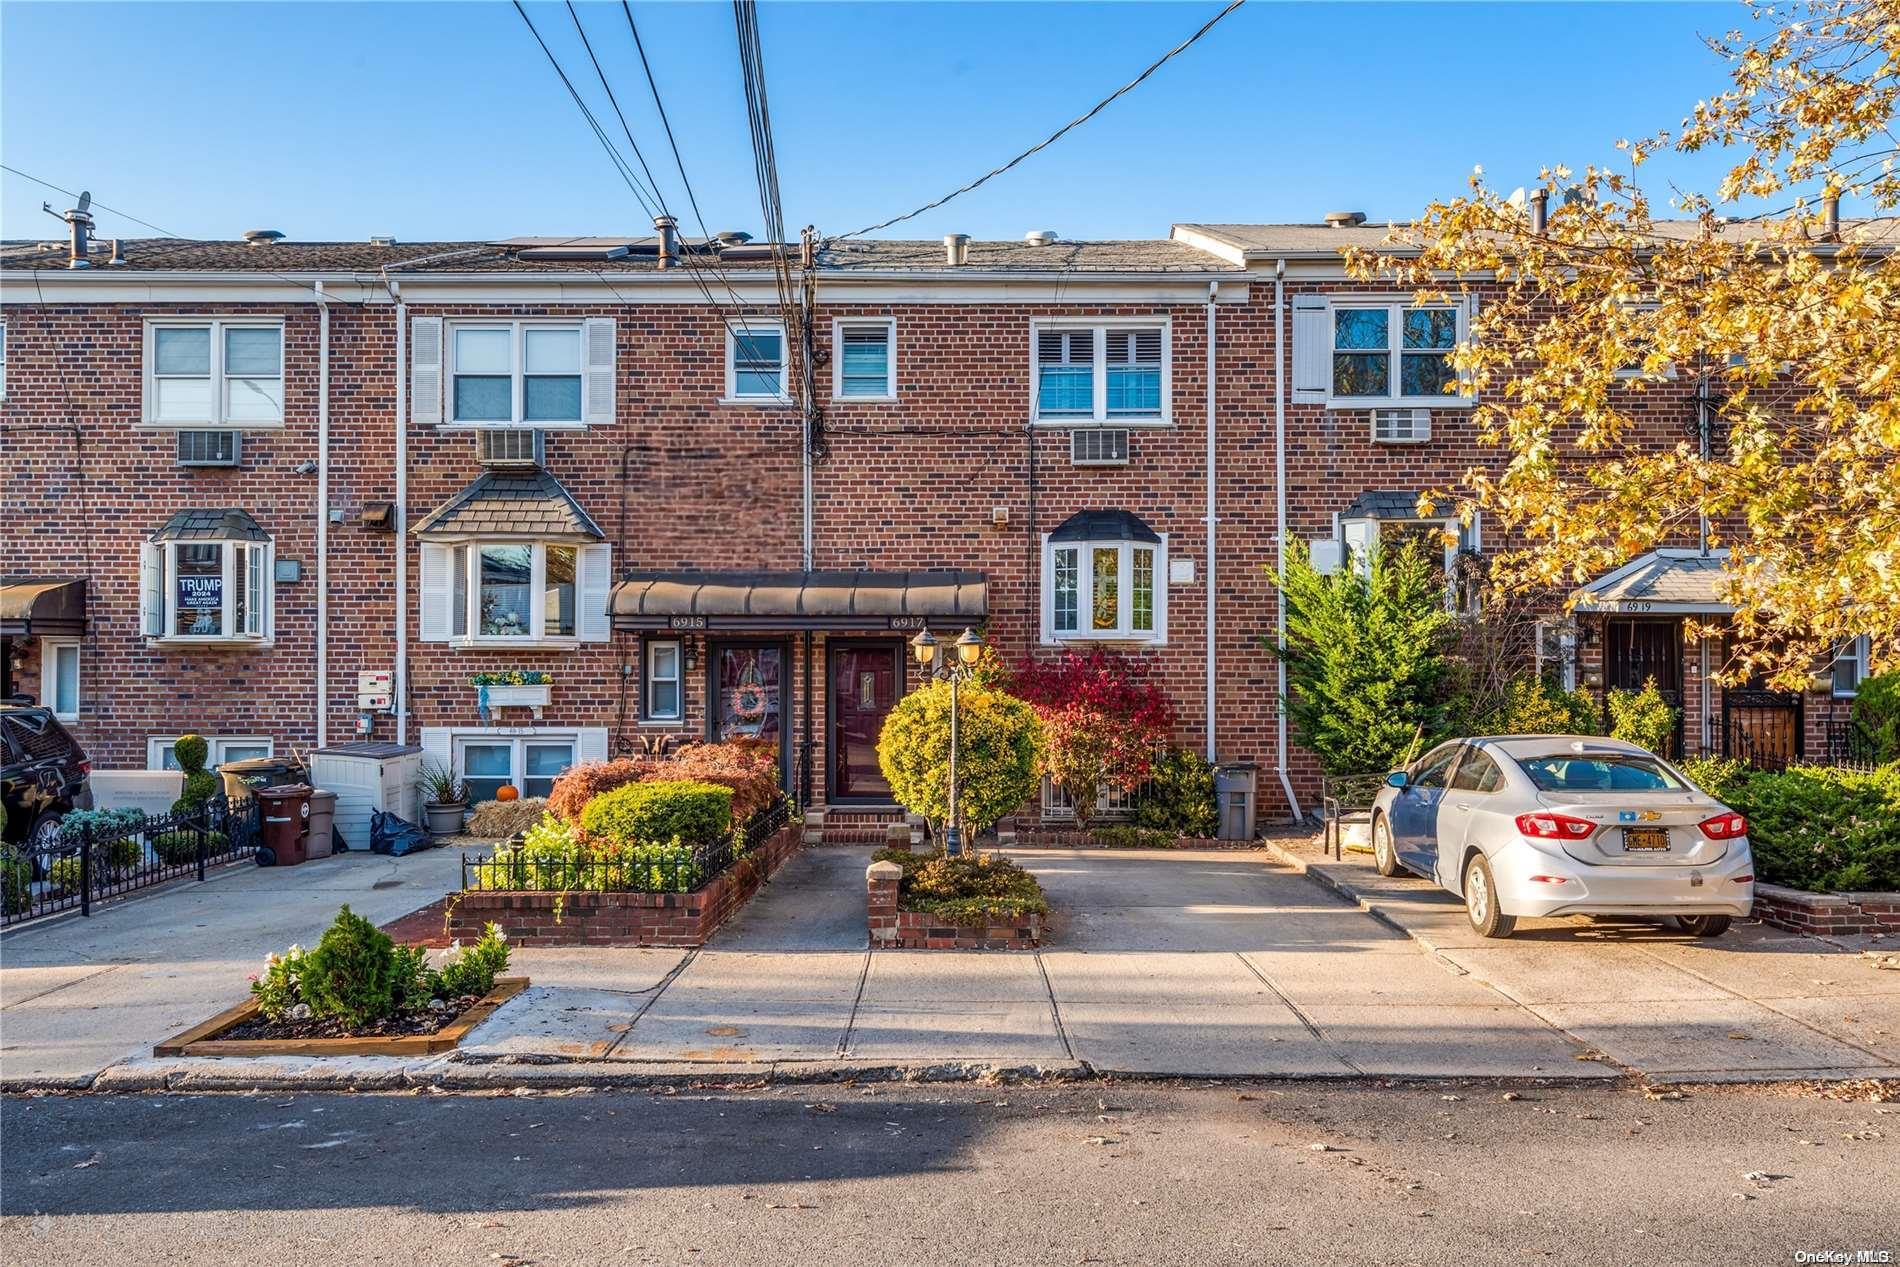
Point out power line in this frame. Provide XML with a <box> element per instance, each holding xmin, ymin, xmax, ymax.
<box><xmin>836</xmin><ymin>0</ymin><xmax>1246</xmax><ymax>240</ymax></box>
<box><xmin>623</xmin><ymin>0</ymin><xmax>714</xmax><ymax>245</ymax></box>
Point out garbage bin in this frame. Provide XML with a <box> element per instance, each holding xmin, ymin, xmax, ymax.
<box><xmin>220</xmin><ymin>756</ymin><xmax>310</xmax><ymax>802</ymax></box>
<box><xmin>256</xmin><ymin>783</ymin><xmax>313</xmax><ymax>866</ymax></box>
<box><xmin>1214</xmin><ymin>762</ymin><xmax>1258</xmax><ymax>842</ymax></box>
<box><xmin>305</xmin><ymin>789</ymin><xmax>338</xmax><ymax>860</ymax></box>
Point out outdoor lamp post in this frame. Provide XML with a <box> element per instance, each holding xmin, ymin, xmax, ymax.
<box><xmin>911</xmin><ymin>626</ymin><xmax>986</xmax><ymax>856</ymax></box>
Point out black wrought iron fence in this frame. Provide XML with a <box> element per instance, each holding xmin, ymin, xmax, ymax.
<box><xmin>1824</xmin><ymin>719</ymin><xmax>1884</xmax><ymax>769</ymax></box>
<box><xmin>2</xmin><ymin>794</ymin><xmax>262</xmax><ymax>927</ymax></box>
<box><xmin>461</xmin><ymin>795</ymin><xmax>791</xmax><ymax>895</ymax></box>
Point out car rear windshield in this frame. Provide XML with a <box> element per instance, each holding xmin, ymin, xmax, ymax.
<box><xmin>1517</xmin><ymin>754</ymin><xmax>1688</xmax><ymax>793</ymax></box>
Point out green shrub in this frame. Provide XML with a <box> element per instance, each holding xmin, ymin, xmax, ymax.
<box><xmin>1132</xmin><ymin>747</ymin><xmax>1219</xmax><ymax>837</ymax></box>
<box><xmin>479</xmin><ymin>813</ymin><xmax>705</xmax><ymax>892</ymax></box>
<box><xmin>1451</xmin><ymin>676</ymin><xmax>1600</xmax><ymax>737</ymax></box>
<box><xmin>1606</xmin><ymin>677</ymin><xmax>1680</xmax><ymax>753</ymax></box>
<box><xmin>170</xmin><ymin>734</ymin><xmax>219</xmax><ymax>816</ymax></box>
<box><xmin>1675</xmin><ymin>762</ymin><xmax>1900</xmax><ymax>893</ymax></box>
<box><xmin>47</xmin><ymin>837</ymin><xmax>145</xmax><ymax>893</ymax></box>
<box><xmin>1091</xmin><ymin>824</ymin><xmax>1179</xmax><ymax>849</ymax></box>
<box><xmin>152</xmin><ymin>830</ymin><xmax>227</xmax><ymax>866</ymax></box>
<box><xmin>1851</xmin><ymin>670</ymin><xmax>1900</xmax><ymax>764</ymax></box>
<box><xmin>431</xmin><ymin>923</ymin><xmax>511</xmax><ymax>999</ymax></box>
<box><xmin>250</xmin><ymin>943</ymin><xmax>309</xmax><ymax>1021</ymax></box>
<box><xmin>58</xmin><ymin>807</ymin><xmax>142</xmax><ymax>843</ymax></box>
<box><xmin>580</xmin><ymin>779</ymin><xmax>733</xmax><ymax>849</ymax></box>
<box><xmin>173</xmin><ymin>733</ymin><xmax>210</xmax><ymax>774</ymax></box>
<box><xmin>298</xmin><ymin>905</ymin><xmax>404</xmax><ymax>1028</ymax></box>
<box><xmin>1</xmin><ymin>846</ymin><xmax>30</xmax><ymax>916</ymax></box>
<box><xmin>876</xmin><ymin>681</ymin><xmax>1044</xmax><ymax>834</ymax></box>
<box><xmin>873</xmin><ymin>848</ymin><xmax>1050</xmax><ymax>927</ymax></box>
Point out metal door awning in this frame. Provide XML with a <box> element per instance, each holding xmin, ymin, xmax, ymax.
<box><xmin>1572</xmin><ymin>549</ymin><xmax>1737</xmax><ymax>614</ymax></box>
<box><xmin>610</xmin><ymin>570</ymin><xmax>987</xmax><ymax>632</ymax></box>
<box><xmin>1</xmin><ymin>577</ymin><xmax>88</xmax><ymax>636</ymax></box>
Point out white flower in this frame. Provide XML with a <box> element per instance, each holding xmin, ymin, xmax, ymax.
<box><xmin>264</xmin><ymin>952</ymin><xmax>280</xmax><ymax>967</ymax></box>
<box><xmin>492</xmin><ymin>927</ymin><xmax>508</xmax><ymax>943</ymax></box>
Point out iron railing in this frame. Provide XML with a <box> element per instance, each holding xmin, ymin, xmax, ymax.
<box><xmin>1823</xmin><ymin>719</ymin><xmax>1884</xmax><ymax>769</ymax></box>
<box><xmin>460</xmin><ymin>795</ymin><xmax>791</xmax><ymax>895</ymax></box>
<box><xmin>2</xmin><ymin>794</ymin><xmax>261</xmax><ymax>927</ymax></box>
<box><xmin>1321</xmin><ymin>772</ymin><xmax>1390</xmax><ymax>861</ymax></box>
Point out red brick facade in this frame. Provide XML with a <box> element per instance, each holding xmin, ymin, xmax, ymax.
<box><xmin>0</xmin><ymin>232</ymin><xmax>1859</xmax><ymax>825</ymax></box>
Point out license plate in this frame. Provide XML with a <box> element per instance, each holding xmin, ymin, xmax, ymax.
<box><xmin>1622</xmin><ymin>827</ymin><xmax>1670</xmax><ymax>852</ymax></box>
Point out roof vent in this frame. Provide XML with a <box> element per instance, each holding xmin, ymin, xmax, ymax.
<box><xmin>1323</xmin><ymin>210</ymin><xmax>1367</xmax><ymax>228</ymax></box>
<box><xmin>714</xmin><ymin>229</ymin><xmax>753</xmax><ymax>245</ymax></box>
<box><xmin>368</xmin><ymin>234</ymin><xmax>396</xmax><ymax>247</ymax></box>
<box><xmin>944</xmin><ymin>233</ymin><xmax>970</xmax><ymax>266</ymax></box>
<box><xmin>108</xmin><ymin>238</ymin><xmax>126</xmax><ymax>265</ymax></box>
<box><xmin>243</xmin><ymin>229</ymin><xmax>285</xmax><ymax>246</ymax></box>
<box><xmin>1024</xmin><ymin>230</ymin><xmax>1058</xmax><ymax>246</ymax></box>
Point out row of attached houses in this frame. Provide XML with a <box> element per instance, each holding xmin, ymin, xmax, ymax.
<box><xmin>0</xmin><ymin>215</ymin><xmax>1875</xmax><ymax>828</ymax></box>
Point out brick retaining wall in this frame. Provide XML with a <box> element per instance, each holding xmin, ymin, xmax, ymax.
<box><xmin>446</xmin><ymin>824</ymin><xmax>802</xmax><ymax>947</ymax></box>
<box><xmin>865</xmin><ymin>859</ymin><xmax>1042</xmax><ymax>950</ymax></box>
<box><xmin>1752</xmin><ymin>883</ymin><xmax>1900</xmax><ymax>937</ymax></box>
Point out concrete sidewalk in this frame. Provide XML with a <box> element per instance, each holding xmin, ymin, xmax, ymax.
<box><xmin>1261</xmin><ymin>832</ymin><xmax>1900</xmax><ymax>1082</ymax></box>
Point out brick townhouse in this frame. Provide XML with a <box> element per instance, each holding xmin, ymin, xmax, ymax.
<box><xmin>0</xmin><ymin>213</ymin><xmax>1869</xmax><ymax>831</ymax></box>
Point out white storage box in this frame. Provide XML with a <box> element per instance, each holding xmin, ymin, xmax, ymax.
<box><xmin>308</xmin><ymin>743</ymin><xmax>423</xmax><ymax>849</ymax></box>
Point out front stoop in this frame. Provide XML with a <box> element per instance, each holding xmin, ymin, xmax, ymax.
<box><xmin>807</xmin><ymin>807</ymin><xmax>921</xmax><ymax>847</ymax></box>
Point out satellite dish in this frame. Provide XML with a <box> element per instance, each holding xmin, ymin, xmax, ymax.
<box><xmin>1506</xmin><ymin>187</ymin><xmax>1527</xmax><ymax>211</ymax></box>
<box><xmin>76</xmin><ymin>191</ymin><xmax>91</xmax><ymax>214</ymax></box>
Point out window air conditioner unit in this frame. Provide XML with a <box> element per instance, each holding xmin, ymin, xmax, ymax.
<box><xmin>1070</xmin><ymin>427</ymin><xmax>1130</xmax><ymax>466</ymax></box>
<box><xmin>478</xmin><ymin>428</ymin><xmax>545</xmax><ymax>466</ymax></box>
<box><xmin>175</xmin><ymin>430</ymin><xmax>241</xmax><ymax>467</ymax></box>
<box><xmin>1372</xmin><ymin>408</ymin><xmax>1431</xmax><ymax>444</ymax></box>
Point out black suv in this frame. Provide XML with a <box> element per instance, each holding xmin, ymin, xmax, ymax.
<box><xmin>1</xmin><ymin>703</ymin><xmax>93</xmax><ymax>853</ymax></box>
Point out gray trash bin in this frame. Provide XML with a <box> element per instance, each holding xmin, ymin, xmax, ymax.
<box><xmin>1214</xmin><ymin>763</ymin><xmax>1258</xmax><ymax>841</ymax></box>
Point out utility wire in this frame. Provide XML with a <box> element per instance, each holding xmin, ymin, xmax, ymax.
<box><xmin>623</xmin><ymin>1</ymin><xmax>714</xmax><ymax>245</ymax></box>
<box><xmin>511</xmin><ymin>0</ymin><xmax>663</xmax><ymax>218</ymax></box>
<box><xmin>836</xmin><ymin>0</ymin><xmax>1246</xmax><ymax>239</ymax></box>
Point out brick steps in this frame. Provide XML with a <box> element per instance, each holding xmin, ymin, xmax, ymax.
<box><xmin>805</xmin><ymin>809</ymin><xmax>915</xmax><ymax>847</ymax></box>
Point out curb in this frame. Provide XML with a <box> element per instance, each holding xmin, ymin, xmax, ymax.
<box><xmin>1258</xmin><ymin>837</ymin><xmax>1444</xmax><ymax>950</ymax></box>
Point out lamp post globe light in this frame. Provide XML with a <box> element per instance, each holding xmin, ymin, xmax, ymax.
<box><xmin>911</xmin><ymin>626</ymin><xmax>985</xmax><ymax>856</ymax></box>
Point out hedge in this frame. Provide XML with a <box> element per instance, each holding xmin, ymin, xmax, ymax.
<box><xmin>1681</xmin><ymin>757</ymin><xmax>1900</xmax><ymax>893</ymax></box>
<box><xmin>579</xmin><ymin>779</ymin><xmax>734</xmax><ymax>850</ymax></box>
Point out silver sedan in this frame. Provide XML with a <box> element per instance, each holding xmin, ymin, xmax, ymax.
<box><xmin>1368</xmin><ymin>736</ymin><xmax>1754</xmax><ymax>939</ymax></box>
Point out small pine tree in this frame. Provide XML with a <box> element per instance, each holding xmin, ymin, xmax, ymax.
<box><xmin>299</xmin><ymin>905</ymin><xmax>402</xmax><ymax>1028</ymax></box>
<box><xmin>1606</xmin><ymin>678</ymin><xmax>1681</xmax><ymax>754</ymax></box>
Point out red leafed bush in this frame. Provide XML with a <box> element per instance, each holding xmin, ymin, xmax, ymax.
<box><xmin>547</xmin><ymin>758</ymin><xmax>655</xmax><ymax>824</ymax></box>
<box><xmin>646</xmin><ymin>742</ymin><xmax>780</xmax><ymax>824</ymax></box>
<box><xmin>1009</xmin><ymin>651</ymin><xmax>1174</xmax><ymax>830</ymax></box>
<box><xmin>1010</xmin><ymin>650</ymin><xmax>1176</xmax><ymax>734</ymax></box>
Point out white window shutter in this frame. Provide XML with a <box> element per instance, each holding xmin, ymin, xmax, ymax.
<box><xmin>578</xmin><ymin>543</ymin><xmax>612</xmax><ymax>642</ymax></box>
<box><xmin>139</xmin><ymin>542</ymin><xmax>163</xmax><ymax>636</ymax></box>
<box><xmin>576</xmin><ymin>728</ymin><xmax>609</xmax><ymax>764</ymax></box>
<box><xmin>419</xmin><ymin>727</ymin><xmax>452</xmax><ymax>772</ymax></box>
<box><xmin>1291</xmin><ymin>297</ymin><xmax>1331</xmax><ymax>401</ymax></box>
<box><xmin>411</xmin><ymin>316</ymin><xmax>443</xmax><ymax>426</ymax></box>
<box><xmin>583</xmin><ymin>318</ymin><xmax>616</xmax><ymax>425</ymax></box>
<box><xmin>419</xmin><ymin>542</ymin><xmax>453</xmax><ymax>641</ymax></box>
<box><xmin>1342</xmin><ymin>518</ymin><xmax>1378</xmax><ymax>577</ymax></box>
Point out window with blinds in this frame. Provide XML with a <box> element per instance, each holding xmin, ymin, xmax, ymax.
<box><xmin>1033</xmin><ymin>322</ymin><xmax>1168</xmax><ymax>424</ymax></box>
<box><xmin>834</xmin><ymin>320</ymin><xmax>895</xmax><ymax>399</ymax></box>
<box><xmin>1036</xmin><ymin>328</ymin><xmax>1095</xmax><ymax>418</ymax></box>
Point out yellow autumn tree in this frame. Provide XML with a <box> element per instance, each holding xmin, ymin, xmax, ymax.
<box><xmin>1345</xmin><ymin>0</ymin><xmax>1898</xmax><ymax>686</ymax></box>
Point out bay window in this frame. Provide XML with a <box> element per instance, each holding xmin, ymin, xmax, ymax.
<box><xmin>450</xmin><ymin>322</ymin><xmax>585</xmax><ymax>425</ymax></box>
<box><xmin>446</xmin><ymin>543</ymin><xmax>577</xmax><ymax>643</ymax></box>
<box><xmin>1337</xmin><ymin>499</ymin><xmax>1481</xmax><ymax>613</ymax></box>
<box><xmin>140</xmin><ymin>513</ymin><xmax>274</xmax><ymax>644</ymax></box>
<box><xmin>1032</xmin><ymin>319</ymin><xmax>1169</xmax><ymax>424</ymax></box>
<box><xmin>1042</xmin><ymin>510</ymin><xmax>1168</xmax><ymax>643</ymax></box>
<box><xmin>144</xmin><ymin>319</ymin><xmax>284</xmax><ymax>426</ymax></box>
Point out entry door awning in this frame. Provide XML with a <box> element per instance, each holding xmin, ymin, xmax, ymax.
<box><xmin>1571</xmin><ymin>549</ymin><xmax>1737</xmax><ymax>615</ymax></box>
<box><xmin>611</xmin><ymin>570</ymin><xmax>987</xmax><ymax>632</ymax></box>
<box><xmin>1</xmin><ymin>577</ymin><xmax>88</xmax><ymax>636</ymax></box>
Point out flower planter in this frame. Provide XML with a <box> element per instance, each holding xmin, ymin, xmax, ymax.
<box><xmin>479</xmin><ymin>683</ymin><xmax>550</xmax><ymax>717</ymax></box>
<box><xmin>425</xmin><ymin>801</ymin><xmax>468</xmax><ymax>836</ymax></box>
<box><xmin>153</xmin><ymin>977</ymin><xmax>529</xmax><ymax>1058</ymax></box>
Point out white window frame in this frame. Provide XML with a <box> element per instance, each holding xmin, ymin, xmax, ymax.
<box><xmin>724</xmin><ymin>320</ymin><xmax>790</xmax><ymax>404</ymax></box>
<box><xmin>1040</xmin><ymin>533</ymin><xmax>1168</xmax><ymax>645</ymax></box>
<box><xmin>1338</xmin><ymin>513</ymin><xmax>1479</xmax><ymax>612</ymax></box>
<box><xmin>153</xmin><ymin>539</ymin><xmax>274</xmax><ymax>644</ymax></box>
<box><xmin>449</xmin><ymin>542</ymin><xmax>580</xmax><ymax>647</ymax></box>
<box><xmin>140</xmin><ymin>318</ymin><xmax>286</xmax><ymax>428</ymax></box>
<box><xmin>1030</xmin><ymin>316</ymin><xmax>1171</xmax><ymax>426</ymax></box>
<box><xmin>41</xmin><ymin>638</ymin><xmax>80</xmax><ymax>721</ymax></box>
<box><xmin>831</xmin><ymin>318</ymin><xmax>897</xmax><ymax>401</ymax></box>
<box><xmin>453</xmin><ymin>733</ymin><xmax>578</xmax><ymax>802</ymax></box>
<box><xmin>445</xmin><ymin>320</ymin><xmax>586</xmax><ymax>428</ymax></box>
<box><xmin>1</xmin><ymin>318</ymin><xmax>7</xmax><ymax>399</ymax></box>
<box><xmin>147</xmin><ymin>735</ymin><xmax>274</xmax><ymax>771</ymax></box>
<box><xmin>1832</xmin><ymin>635</ymin><xmax>1871</xmax><ymax>698</ymax></box>
<box><xmin>1534</xmin><ymin>620</ymin><xmax>1579</xmax><ymax>692</ymax></box>
<box><xmin>644</xmin><ymin>638</ymin><xmax>684</xmax><ymax>721</ymax></box>
<box><xmin>1326</xmin><ymin>300</ymin><xmax>1467</xmax><ymax>408</ymax></box>
<box><xmin>1613</xmin><ymin>303</ymin><xmax>1679</xmax><ymax>381</ymax></box>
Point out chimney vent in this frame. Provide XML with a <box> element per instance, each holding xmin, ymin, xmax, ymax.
<box><xmin>109</xmin><ymin>238</ymin><xmax>126</xmax><ymax>265</ymax></box>
<box><xmin>944</xmin><ymin>233</ymin><xmax>971</xmax><ymax>265</ymax></box>
<box><xmin>243</xmin><ymin>229</ymin><xmax>285</xmax><ymax>246</ymax></box>
<box><xmin>1821</xmin><ymin>191</ymin><xmax>1842</xmax><ymax>242</ymax></box>
<box><xmin>1323</xmin><ymin>210</ymin><xmax>1367</xmax><ymax>228</ymax></box>
<box><xmin>1024</xmin><ymin>230</ymin><xmax>1057</xmax><ymax>246</ymax></box>
<box><xmin>714</xmin><ymin>229</ymin><xmax>753</xmax><ymax>245</ymax></box>
<box><xmin>653</xmin><ymin>215</ymin><xmax>678</xmax><ymax>268</ymax></box>
<box><xmin>1529</xmin><ymin>188</ymin><xmax>1549</xmax><ymax>235</ymax></box>
<box><xmin>44</xmin><ymin>192</ymin><xmax>95</xmax><ymax>268</ymax></box>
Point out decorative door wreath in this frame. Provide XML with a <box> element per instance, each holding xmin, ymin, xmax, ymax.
<box><xmin>728</xmin><ymin>682</ymin><xmax>770</xmax><ymax>722</ymax></box>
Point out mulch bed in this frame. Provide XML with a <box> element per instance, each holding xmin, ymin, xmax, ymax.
<box><xmin>219</xmin><ymin>996</ymin><xmax>482</xmax><ymax>1043</ymax></box>
<box><xmin>379</xmin><ymin>897</ymin><xmax>452</xmax><ymax>948</ymax></box>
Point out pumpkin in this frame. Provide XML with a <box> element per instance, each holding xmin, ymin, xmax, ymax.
<box><xmin>495</xmin><ymin>785</ymin><xmax>520</xmax><ymax>802</ymax></box>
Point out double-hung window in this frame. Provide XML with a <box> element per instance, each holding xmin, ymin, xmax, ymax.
<box><xmin>447</xmin><ymin>543</ymin><xmax>577</xmax><ymax>643</ymax></box>
<box><xmin>833</xmin><ymin>319</ymin><xmax>895</xmax><ymax>399</ymax></box>
<box><xmin>645</xmin><ymin>640</ymin><xmax>683</xmax><ymax>720</ymax></box>
<box><xmin>1043</xmin><ymin>533</ymin><xmax>1167</xmax><ymax>643</ymax></box>
<box><xmin>1032</xmin><ymin>319</ymin><xmax>1169</xmax><ymax>424</ymax></box>
<box><xmin>1331</xmin><ymin>304</ymin><xmax>1457</xmax><ymax>403</ymax></box>
<box><xmin>1832</xmin><ymin>636</ymin><xmax>1871</xmax><ymax>697</ymax></box>
<box><xmin>451</xmin><ymin>323</ymin><xmax>584</xmax><ymax>426</ymax></box>
<box><xmin>456</xmin><ymin>736</ymin><xmax>576</xmax><ymax>804</ymax></box>
<box><xmin>726</xmin><ymin>322</ymin><xmax>788</xmax><ymax>402</ymax></box>
<box><xmin>144</xmin><ymin>319</ymin><xmax>284</xmax><ymax>426</ymax></box>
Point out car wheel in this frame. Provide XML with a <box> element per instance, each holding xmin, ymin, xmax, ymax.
<box><xmin>1464</xmin><ymin>854</ymin><xmax>1517</xmax><ymax>939</ymax></box>
<box><xmin>1371</xmin><ymin>814</ymin><xmax>1402</xmax><ymax>877</ymax></box>
<box><xmin>1677</xmin><ymin>914</ymin><xmax>1732</xmax><ymax>938</ymax></box>
<box><xmin>25</xmin><ymin>813</ymin><xmax>65</xmax><ymax>879</ymax></box>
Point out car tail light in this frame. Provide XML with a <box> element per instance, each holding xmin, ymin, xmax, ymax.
<box><xmin>1528</xmin><ymin>875</ymin><xmax>1571</xmax><ymax>885</ymax></box>
<box><xmin>1515</xmin><ymin>812</ymin><xmax>1596</xmax><ymax>840</ymax></box>
<box><xmin>77</xmin><ymin>759</ymin><xmax>91</xmax><ymax>776</ymax></box>
<box><xmin>1698</xmin><ymin>811</ymin><xmax>1748</xmax><ymax>840</ymax></box>
<box><xmin>1733</xmin><ymin>873</ymin><xmax>1754</xmax><ymax>883</ymax></box>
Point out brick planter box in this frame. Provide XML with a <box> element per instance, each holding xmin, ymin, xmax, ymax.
<box><xmin>1753</xmin><ymin>882</ymin><xmax>1900</xmax><ymax>937</ymax></box>
<box><xmin>1007</xmin><ymin>827</ymin><xmax>1242</xmax><ymax>850</ymax></box>
<box><xmin>866</xmin><ymin>859</ymin><xmax>1043</xmax><ymax>950</ymax></box>
<box><xmin>447</xmin><ymin>824</ymin><xmax>801</xmax><ymax>947</ymax></box>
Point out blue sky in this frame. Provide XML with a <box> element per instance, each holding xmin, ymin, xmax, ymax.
<box><xmin>2</xmin><ymin>1</ymin><xmax>1761</xmax><ymax>245</ymax></box>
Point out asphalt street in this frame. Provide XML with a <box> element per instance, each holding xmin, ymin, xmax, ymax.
<box><xmin>2</xmin><ymin>1080</ymin><xmax>1895</xmax><ymax>1266</ymax></box>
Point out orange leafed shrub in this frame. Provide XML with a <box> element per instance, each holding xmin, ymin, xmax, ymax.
<box><xmin>547</xmin><ymin>758</ymin><xmax>655</xmax><ymax>824</ymax></box>
<box><xmin>647</xmin><ymin>742</ymin><xmax>779</xmax><ymax>824</ymax></box>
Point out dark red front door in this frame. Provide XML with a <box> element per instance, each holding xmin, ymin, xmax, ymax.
<box><xmin>830</xmin><ymin>645</ymin><xmax>900</xmax><ymax>802</ymax></box>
